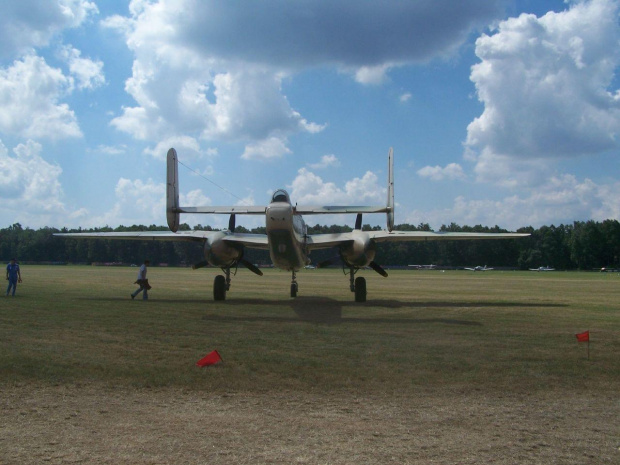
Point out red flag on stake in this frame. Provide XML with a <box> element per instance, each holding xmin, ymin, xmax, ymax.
<box><xmin>196</xmin><ymin>350</ymin><xmax>222</xmax><ymax>367</ymax></box>
<box><xmin>576</xmin><ymin>331</ymin><xmax>590</xmax><ymax>342</ymax></box>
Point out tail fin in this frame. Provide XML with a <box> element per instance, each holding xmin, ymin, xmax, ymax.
<box><xmin>166</xmin><ymin>148</ymin><xmax>180</xmax><ymax>232</ymax></box>
<box><xmin>386</xmin><ymin>147</ymin><xmax>394</xmax><ymax>231</ymax></box>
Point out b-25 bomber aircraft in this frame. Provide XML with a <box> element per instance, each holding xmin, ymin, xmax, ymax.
<box><xmin>56</xmin><ymin>148</ymin><xmax>528</xmax><ymax>302</ymax></box>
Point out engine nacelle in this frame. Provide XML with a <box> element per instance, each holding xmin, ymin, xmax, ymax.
<box><xmin>204</xmin><ymin>231</ymin><xmax>242</xmax><ymax>267</ymax></box>
<box><xmin>340</xmin><ymin>231</ymin><xmax>376</xmax><ymax>268</ymax></box>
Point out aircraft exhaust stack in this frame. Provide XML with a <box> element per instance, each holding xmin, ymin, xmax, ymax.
<box><xmin>387</xmin><ymin>147</ymin><xmax>394</xmax><ymax>232</ymax></box>
<box><xmin>166</xmin><ymin>148</ymin><xmax>180</xmax><ymax>232</ymax></box>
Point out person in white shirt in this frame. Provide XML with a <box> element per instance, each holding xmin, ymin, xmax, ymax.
<box><xmin>131</xmin><ymin>260</ymin><xmax>151</xmax><ymax>300</ymax></box>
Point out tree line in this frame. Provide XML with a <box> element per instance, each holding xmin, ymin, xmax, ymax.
<box><xmin>1</xmin><ymin>220</ymin><xmax>619</xmax><ymax>270</ymax></box>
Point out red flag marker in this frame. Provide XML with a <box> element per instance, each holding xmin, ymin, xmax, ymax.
<box><xmin>196</xmin><ymin>350</ymin><xmax>222</xmax><ymax>367</ymax></box>
<box><xmin>576</xmin><ymin>331</ymin><xmax>589</xmax><ymax>342</ymax></box>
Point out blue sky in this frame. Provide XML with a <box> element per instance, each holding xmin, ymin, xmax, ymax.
<box><xmin>1</xmin><ymin>0</ymin><xmax>619</xmax><ymax>231</ymax></box>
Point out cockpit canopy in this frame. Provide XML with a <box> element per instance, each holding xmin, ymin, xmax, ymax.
<box><xmin>271</xmin><ymin>189</ymin><xmax>291</xmax><ymax>203</ymax></box>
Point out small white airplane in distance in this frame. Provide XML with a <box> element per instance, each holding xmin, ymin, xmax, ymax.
<box><xmin>56</xmin><ymin>148</ymin><xmax>529</xmax><ymax>302</ymax></box>
<box><xmin>408</xmin><ymin>264</ymin><xmax>437</xmax><ymax>270</ymax></box>
<box><xmin>595</xmin><ymin>267</ymin><xmax>618</xmax><ymax>272</ymax></box>
<box><xmin>464</xmin><ymin>265</ymin><xmax>493</xmax><ymax>271</ymax></box>
<box><xmin>529</xmin><ymin>266</ymin><xmax>555</xmax><ymax>272</ymax></box>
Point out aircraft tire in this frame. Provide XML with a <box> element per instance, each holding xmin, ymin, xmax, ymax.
<box><xmin>290</xmin><ymin>283</ymin><xmax>297</xmax><ymax>298</ymax></box>
<box><xmin>354</xmin><ymin>277</ymin><xmax>366</xmax><ymax>302</ymax></box>
<box><xmin>214</xmin><ymin>275</ymin><xmax>227</xmax><ymax>301</ymax></box>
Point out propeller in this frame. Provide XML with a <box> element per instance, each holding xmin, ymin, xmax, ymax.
<box><xmin>192</xmin><ymin>260</ymin><xmax>209</xmax><ymax>270</ymax></box>
<box><xmin>229</xmin><ymin>214</ymin><xmax>236</xmax><ymax>232</ymax></box>
<box><xmin>368</xmin><ymin>261</ymin><xmax>388</xmax><ymax>277</ymax></box>
<box><xmin>355</xmin><ymin>213</ymin><xmax>362</xmax><ymax>230</ymax></box>
<box><xmin>317</xmin><ymin>255</ymin><xmax>341</xmax><ymax>268</ymax></box>
<box><xmin>239</xmin><ymin>258</ymin><xmax>263</xmax><ymax>276</ymax></box>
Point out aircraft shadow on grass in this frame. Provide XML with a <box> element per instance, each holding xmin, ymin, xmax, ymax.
<box><xmin>76</xmin><ymin>296</ymin><xmax>567</xmax><ymax>326</ymax></box>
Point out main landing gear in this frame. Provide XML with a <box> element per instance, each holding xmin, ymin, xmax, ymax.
<box><xmin>290</xmin><ymin>270</ymin><xmax>298</xmax><ymax>298</ymax></box>
<box><xmin>213</xmin><ymin>267</ymin><xmax>231</xmax><ymax>301</ymax></box>
<box><xmin>349</xmin><ymin>267</ymin><xmax>367</xmax><ymax>302</ymax></box>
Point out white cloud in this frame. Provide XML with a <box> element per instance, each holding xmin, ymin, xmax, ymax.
<box><xmin>289</xmin><ymin>168</ymin><xmax>384</xmax><ymax>205</ymax></box>
<box><xmin>241</xmin><ymin>137</ymin><xmax>292</xmax><ymax>161</ymax></box>
<box><xmin>405</xmin><ymin>173</ymin><xmax>620</xmax><ymax>230</ymax></box>
<box><xmin>144</xmin><ymin>136</ymin><xmax>206</xmax><ymax>161</ymax></box>
<box><xmin>0</xmin><ymin>0</ymin><xmax>98</xmax><ymax>59</ymax></box>
<box><xmin>89</xmin><ymin>177</ymin><xmax>165</xmax><ymax>227</ymax></box>
<box><xmin>0</xmin><ymin>55</ymin><xmax>81</xmax><ymax>139</ymax></box>
<box><xmin>0</xmin><ymin>139</ymin><xmax>79</xmax><ymax>227</ymax></box>
<box><xmin>92</xmin><ymin>144</ymin><xmax>127</xmax><ymax>155</ymax></box>
<box><xmin>308</xmin><ymin>154</ymin><xmax>340</xmax><ymax>170</ymax></box>
<box><xmin>400</xmin><ymin>92</ymin><xmax>413</xmax><ymax>103</ymax></box>
<box><xmin>466</xmin><ymin>0</ymin><xmax>620</xmax><ymax>169</ymax></box>
<box><xmin>354</xmin><ymin>64</ymin><xmax>391</xmax><ymax>85</ymax></box>
<box><xmin>417</xmin><ymin>163</ymin><xmax>466</xmax><ymax>181</ymax></box>
<box><xmin>59</xmin><ymin>45</ymin><xmax>105</xmax><ymax>90</ymax></box>
<box><xmin>90</xmin><ymin>177</ymin><xmax>211</xmax><ymax>228</ymax></box>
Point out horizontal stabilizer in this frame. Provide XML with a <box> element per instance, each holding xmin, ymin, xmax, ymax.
<box><xmin>178</xmin><ymin>206</ymin><xmax>267</xmax><ymax>215</ymax></box>
<box><xmin>295</xmin><ymin>206</ymin><xmax>388</xmax><ymax>215</ymax></box>
<box><xmin>177</xmin><ymin>205</ymin><xmax>389</xmax><ymax>215</ymax></box>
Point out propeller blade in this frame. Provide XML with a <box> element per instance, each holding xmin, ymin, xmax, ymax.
<box><xmin>239</xmin><ymin>259</ymin><xmax>263</xmax><ymax>276</ymax></box>
<box><xmin>318</xmin><ymin>256</ymin><xmax>339</xmax><ymax>268</ymax></box>
<box><xmin>229</xmin><ymin>214</ymin><xmax>236</xmax><ymax>232</ymax></box>
<box><xmin>192</xmin><ymin>261</ymin><xmax>208</xmax><ymax>270</ymax></box>
<box><xmin>355</xmin><ymin>213</ymin><xmax>362</xmax><ymax>230</ymax></box>
<box><xmin>369</xmin><ymin>261</ymin><xmax>388</xmax><ymax>277</ymax></box>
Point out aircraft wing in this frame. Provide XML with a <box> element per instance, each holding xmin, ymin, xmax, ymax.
<box><xmin>306</xmin><ymin>233</ymin><xmax>357</xmax><ymax>249</ymax></box>
<box><xmin>54</xmin><ymin>231</ymin><xmax>212</xmax><ymax>242</ymax></box>
<box><xmin>54</xmin><ymin>230</ymin><xmax>269</xmax><ymax>249</ymax></box>
<box><xmin>220</xmin><ymin>233</ymin><xmax>269</xmax><ymax>249</ymax></box>
<box><xmin>368</xmin><ymin>231</ymin><xmax>530</xmax><ymax>243</ymax></box>
<box><xmin>306</xmin><ymin>230</ymin><xmax>528</xmax><ymax>250</ymax></box>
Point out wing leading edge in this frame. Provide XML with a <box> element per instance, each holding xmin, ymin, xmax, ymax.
<box><xmin>54</xmin><ymin>231</ymin><xmax>269</xmax><ymax>249</ymax></box>
<box><xmin>368</xmin><ymin>230</ymin><xmax>530</xmax><ymax>243</ymax></box>
<box><xmin>306</xmin><ymin>230</ymin><xmax>529</xmax><ymax>250</ymax></box>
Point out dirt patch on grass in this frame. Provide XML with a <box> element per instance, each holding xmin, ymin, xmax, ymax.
<box><xmin>1</xmin><ymin>384</ymin><xmax>617</xmax><ymax>464</ymax></box>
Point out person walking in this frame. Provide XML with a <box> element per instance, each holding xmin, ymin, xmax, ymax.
<box><xmin>131</xmin><ymin>260</ymin><xmax>151</xmax><ymax>300</ymax></box>
<box><xmin>6</xmin><ymin>258</ymin><xmax>22</xmax><ymax>297</ymax></box>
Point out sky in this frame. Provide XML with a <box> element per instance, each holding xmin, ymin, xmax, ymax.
<box><xmin>1</xmin><ymin>0</ymin><xmax>619</xmax><ymax>231</ymax></box>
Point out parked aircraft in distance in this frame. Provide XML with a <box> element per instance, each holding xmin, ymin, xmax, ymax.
<box><xmin>595</xmin><ymin>267</ymin><xmax>618</xmax><ymax>272</ymax></box>
<box><xmin>464</xmin><ymin>265</ymin><xmax>493</xmax><ymax>271</ymax></box>
<box><xmin>408</xmin><ymin>264</ymin><xmax>437</xmax><ymax>270</ymax></box>
<box><xmin>55</xmin><ymin>148</ymin><xmax>529</xmax><ymax>302</ymax></box>
<box><xmin>530</xmin><ymin>266</ymin><xmax>555</xmax><ymax>271</ymax></box>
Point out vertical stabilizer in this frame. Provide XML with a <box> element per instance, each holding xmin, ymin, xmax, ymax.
<box><xmin>387</xmin><ymin>147</ymin><xmax>394</xmax><ymax>231</ymax></box>
<box><xmin>166</xmin><ymin>148</ymin><xmax>180</xmax><ymax>232</ymax></box>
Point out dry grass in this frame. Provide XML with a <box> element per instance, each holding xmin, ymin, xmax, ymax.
<box><xmin>1</xmin><ymin>266</ymin><xmax>619</xmax><ymax>464</ymax></box>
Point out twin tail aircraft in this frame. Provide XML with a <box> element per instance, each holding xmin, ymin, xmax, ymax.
<box><xmin>56</xmin><ymin>148</ymin><xmax>528</xmax><ymax>302</ymax></box>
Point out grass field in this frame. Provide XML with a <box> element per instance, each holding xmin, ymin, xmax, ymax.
<box><xmin>1</xmin><ymin>266</ymin><xmax>619</xmax><ymax>464</ymax></box>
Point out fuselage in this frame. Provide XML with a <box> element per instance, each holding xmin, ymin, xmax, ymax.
<box><xmin>265</xmin><ymin>189</ymin><xmax>309</xmax><ymax>271</ymax></box>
